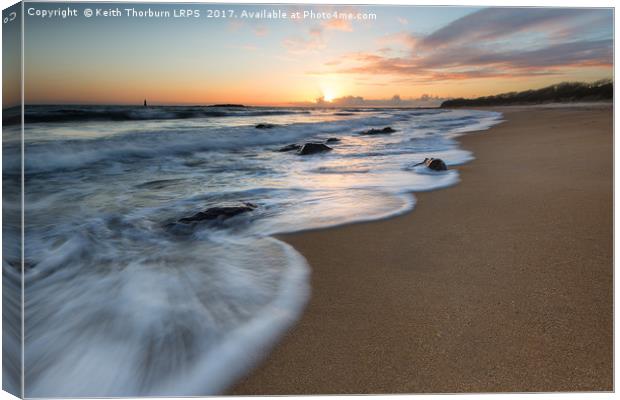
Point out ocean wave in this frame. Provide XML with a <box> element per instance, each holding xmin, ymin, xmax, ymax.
<box><xmin>20</xmin><ymin>105</ymin><xmax>310</xmax><ymax>124</ymax></box>
<box><xmin>22</xmin><ymin>218</ymin><xmax>310</xmax><ymax>397</ymax></box>
<box><xmin>11</xmin><ymin>106</ymin><xmax>504</xmax><ymax>397</ymax></box>
<box><xmin>16</xmin><ymin>111</ymin><xmax>445</xmax><ymax>174</ymax></box>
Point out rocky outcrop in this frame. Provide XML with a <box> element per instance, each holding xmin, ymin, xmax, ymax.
<box><xmin>277</xmin><ymin>144</ymin><xmax>302</xmax><ymax>152</ymax></box>
<box><xmin>415</xmin><ymin>157</ymin><xmax>448</xmax><ymax>171</ymax></box>
<box><xmin>297</xmin><ymin>143</ymin><xmax>333</xmax><ymax>155</ymax></box>
<box><xmin>325</xmin><ymin>138</ymin><xmax>341</xmax><ymax>143</ymax></box>
<box><xmin>360</xmin><ymin>127</ymin><xmax>396</xmax><ymax>135</ymax></box>
<box><xmin>178</xmin><ymin>202</ymin><xmax>258</xmax><ymax>224</ymax></box>
<box><xmin>256</xmin><ymin>123</ymin><xmax>277</xmax><ymax>129</ymax></box>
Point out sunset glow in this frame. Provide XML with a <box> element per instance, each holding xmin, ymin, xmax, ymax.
<box><xmin>20</xmin><ymin>5</ymin><xmax>613</xmax><ymax>106</ymax></box>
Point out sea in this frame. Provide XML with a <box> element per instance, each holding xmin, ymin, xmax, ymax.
<box><xmin>2</xmin><ymin>105</ymin><xmax>502</xmax><ymax>396</ymax></box>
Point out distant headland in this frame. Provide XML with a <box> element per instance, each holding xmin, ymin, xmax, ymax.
<box><xmin>206</xmin><ymin>104</ymin><xmax>247</xmax><ymax>108</ymax></box>
<box><xmin>441</xmin><ymin>80</ymin><xmax>612</xmax><ymax>108</ymax></box>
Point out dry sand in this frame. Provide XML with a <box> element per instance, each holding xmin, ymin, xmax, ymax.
<box><xmin>231</xmin><ymin>105</ymin><xmax>613</xmax><ymax>394</ymax></box>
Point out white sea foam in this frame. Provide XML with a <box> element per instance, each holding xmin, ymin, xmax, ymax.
<box><xmin>24</xmin><ymin>233</ymin><xmax>309</xmax><ymax>397</ymax></box>
<box><xmin>4</xmin><ymin>106</ymin><xmax>503</xmax><ymax>397</ymax></box>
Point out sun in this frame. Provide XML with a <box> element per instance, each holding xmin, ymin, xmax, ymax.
<box><xmin>320</xmin><ymin>81</ymin><xmax>340</xmax><ymax>103</ymax></box>
<box><xmin>318</xmin><ymin>79</ymin><xmax>343</xmax><ymax>103</ymax></box>
<box><xmin>323</xmin><ymin>89</ymin><xmax>336</xmax><ymax>102</ymax></box>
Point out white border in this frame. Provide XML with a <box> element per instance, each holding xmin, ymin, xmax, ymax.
<box><xmin>0</xmin><ymin>1</ymin><xmax>616</xmax><ymax>400</ymax></box>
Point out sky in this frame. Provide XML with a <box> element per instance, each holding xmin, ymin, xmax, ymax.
<box><xmin>17</xmin><ymin>3</ymin><xmax>614</xmax><ymax>106</ymax></box>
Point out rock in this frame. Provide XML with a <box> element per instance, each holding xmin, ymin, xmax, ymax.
<box><xmin>360</xmin><ymin>126</ymin><xmax>396</xmax><ymax>135</ymax></box>
<box><xmin>256</xmin><ymin>123</ymin><xmax>277</xmax><ymax>129</ymax></box>
<box><xmin>325</xmin><ymin>137</ymin><xmax>341</xmax><ymax>143</ymax></box>
<box><xmin>297</xmin><ymin>143</ymin><xmax>333</xmax><ymax>155</ymax></box>
<box><xmin>277</xmin><ymin>144</ymin><xmax>302</xmax><ymax>152</ymax></box>
<box><xmin>178</xmin><ymin>202</ymin><xmax>257</xmax><ymax>224</ymax></box>
<box><xmin>418</xmin><ymin>157</ymin><xmax>448</xmax><ymax>171</ymax></box>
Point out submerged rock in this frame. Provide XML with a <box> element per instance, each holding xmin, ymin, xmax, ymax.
<box><xmin>277</xmin><ymin>144</ymin><xmax>302</xmax><ymax>152</ymax></box>
<box><xmin>416</xmin><ymin>157</ymin><xmax>448</xmax><ymax>171</ymax></box>
<box><xmin>297</xmin><ymin>143</ymin><xmax>333</xmax><ymax>155</ymax></box>
<box><xmin>178</xmin><ymin>202</ymin><xmax>258</xmax><ymax>224</ymax></box>
<box><xmin>360</xmin><ymin>127</ymin><xmax>396</xmax><ymax>135</ymax></box>
<box><xmin>325</xmin><ymin>137</ymin><xmax>341</xmax><ymax>143</ymax></box>
<box><xmin>256</xmin><ymin>123</ymin><xmax>277</xmax><ymax>129</ymax></box>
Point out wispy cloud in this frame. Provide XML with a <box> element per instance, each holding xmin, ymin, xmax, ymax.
<box><xmin>414</xmin><ymin>39</ymin><xmax>612</xmax><ymax>70</ymax></box>
<box><xmin>324</xmin><ymin>59</ymin><xmax>342</xmax><ymax>66</ymax></box>
<box><xmin>377</xmin><ymin>31</ymin><xmax>418</xmax><ymax>49</ymax></box>
<box><xmin>254</xmin><ymin>26</ymin><xmax>269</xmax><ymax>37</ymax></box>
<box><xmin>318</xmin><ymin>8</ymin><xmax>612</xmax><ymax>84</ymax></box>
<box><xmin>418</xmin><ymin>8</ymin><xmax>609</xmax><ymax>49</ymax></box>
<box><xmin>283</xmin><ymin>26</ymin><xmax>326</xmax><ymax>54</ymax></box>
<box><xmin>323</xmin><ymin>18</ymin><xmax>353</xmax><ymax>32</ymax></box>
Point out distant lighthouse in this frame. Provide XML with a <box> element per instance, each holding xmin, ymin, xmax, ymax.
<box><xmin>144</xmin><ymin>99</ymin><xmax>148</xmax><ymax>107</ymax></box>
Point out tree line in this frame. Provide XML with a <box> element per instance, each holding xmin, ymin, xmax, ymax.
<box><xmin>440</xmin><ymin>80</ymin><xmax>612</xmax><ymax>108</ymax></box>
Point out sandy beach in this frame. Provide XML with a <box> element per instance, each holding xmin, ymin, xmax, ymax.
<box><xmin>231</xmin><ymin>104</ymin><xmax>613</xmax><ymax>394</ymax></box>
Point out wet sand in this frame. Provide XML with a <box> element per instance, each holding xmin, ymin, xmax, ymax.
<box><xmin>231</xmin><ymin>104</ymin><xmax>613</xmax><ymax>394</ymax></box>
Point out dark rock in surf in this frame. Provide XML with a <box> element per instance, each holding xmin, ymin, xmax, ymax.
<box><xmin>325</xmin><ymin>137</ymin><xmax>341</xmax><ymax>143</ymax></box>
<box><xmin>256</xmin><ymin>123</ymin><xmax>277</xmax><ymax>129</ymax></box>
<box><xmin>277</xmin><ymin>144</ymin><xmax>302</xmax><ymax>152</ymax></box>
<box><xmin>178</xmin><ymin>202</ymin><xmax>258</xmax><ymax>224</ymax></box>
<box><xmin>417</xmin><ymin>157</ymin><xmax>448</xmax><ymax>171</ymax></box>
<box><xmin>360</xmin><ymin>126</ymin><xmax>396</xmax><ymax>135</ymax></box>
<box><xmin>297</xmin><ymin>143</ymin><xmax>333</xmax><ymax>155</ymax></box>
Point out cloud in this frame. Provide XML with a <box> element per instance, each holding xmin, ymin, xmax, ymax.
<box><xmin>284</xmin><ymin>12</ymin><xmax>362</xmax><ymax>55</ymax></box>
<box><xmin>397</xmin><ymin>17</ymin><xmax>409</xmax><ymax>26</ymax></box>
<box><xmin>325</xmin><ymin>40</ymin><xmax>611</xmax><ymax>83</ymax></box>
<box><xmin>413</xmin><ymin>39</ymin><xmax>613</xmax><ymax>70</ymax></box>
<box><xmin>318</xmin><ymin>8</ymin><xmax>612</xmax><ymax>84</ymax></box>
<box><xmin>377</xmin><ymin>31</ymin><xmax>418</xmax><ymax>49</ymax></box>
<box><xmin>254</xmin><ymin>26</ymin><xmax>268</xmax><ymax>37</ymax></box>
<box><xmin>323</xmin><ymin>18</ymin><xmax>353</xmax><ymax>32</ymax></box>
<box><xmin>418</xmin><ymin>8</ymin><xmax>609</xmax><ymax>49</ymax></box>
<box><xmin>549</xmin><ymin>12</ymin><xmax>614</xmax><ymax>41</ymax></box>
<box><xmin>324</xmin><ymin>59</ymin><xmax>342</xmax><ymax>66</ymax></box>
<box><xmin>297</xmin><ymin>94</ymin><xmax>450</xmax><ymax>107</ymax></box>
<box><xmin>283</xmin><ymin>26</ymin><xmax>326</xmax><ymax>54</ymax></box>
<box><xmin>470</xmin><ymin>39</ymin><xmax>612</xmax><ymax>69</ymax></box>
<box><xmin>310</xmin><ymin>27</ymin><xmax>323</xmax><ymax>37</ymax></box>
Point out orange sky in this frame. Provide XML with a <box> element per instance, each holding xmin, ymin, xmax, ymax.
<box><xmin>18</xmin><ymin>5</ymin><xmax>613</xmax><ymax>106</ymax></box>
